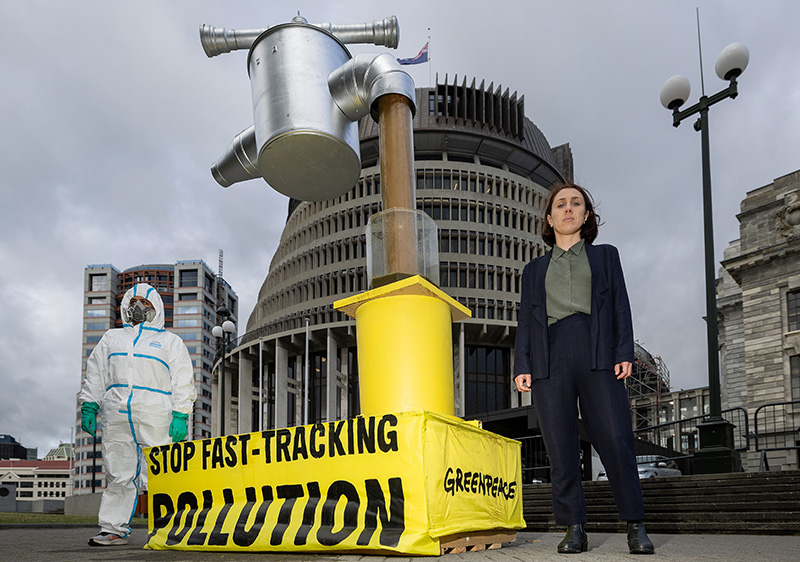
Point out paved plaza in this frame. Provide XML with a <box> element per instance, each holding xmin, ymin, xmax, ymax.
<box><xmin>2</xmin><ymin>526</ymin><xmax>799</xmax><ymax>561</ymax></box>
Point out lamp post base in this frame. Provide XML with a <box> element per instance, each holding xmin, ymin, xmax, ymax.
<box><xmin>693</xmin><ymin>418</ymin><xmax>742</xmax><ymax>474</ymax></box>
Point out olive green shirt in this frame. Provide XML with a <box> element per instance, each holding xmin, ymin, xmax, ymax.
<box><xmin>545</xmin><ymin>239</ymin><xmax>592</xmax><ymax>326</ymax></box>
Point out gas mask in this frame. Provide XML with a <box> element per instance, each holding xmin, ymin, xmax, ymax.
<box><xmin>126</xmin><ymin>300</ymin><xmax>155</xmax><ymax>325</ymax></box>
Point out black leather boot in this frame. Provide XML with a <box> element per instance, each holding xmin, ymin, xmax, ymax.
<box><xmin>557</xmin><ymin>524</ymin><xmax>588</xmax><ymax>554</ymax></box>
<box><xmin>627</xmin><ymin>520</ymin><xmax>654</xmax><ymax>555</ymax></box>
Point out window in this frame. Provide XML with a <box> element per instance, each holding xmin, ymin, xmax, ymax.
<box><xmin>180</xmin><ymin>269</ymin><xmax>199</xmax><ymax>288</ymax></box>
<box><xmin>85</xmin><ymin>309</ymin><xmax>106</xmax><ymax>317</ymax></box>
<box><xmin>176</xmin><ymin>305</ymin><xmax>200</xmax><ymax>315</ymax></box>
<box><xmin>88</xmin><ymin>297</ymin><xmax>106</xmax><ymax>304</ymax></box>
<box><xmin>788</xmin><ymin>290</ymin><xmax>800</xmax><ymax>332</ymax></box>
<box><xmin>347</xmin><ymin>348</ymin><xmax>360</xmax><ymax>418</ymax></box>
<box><xmin>465</xmin><ymin>346</ymin><xmax>510</xmax><ymax>416</ymax></box>
<box><xmin>791</xmin><ymin>355</ymin><xmax>800</xmax><ymax>401</ymax></box>
<box><xmin>310</xmin><ymin>352</ymin><xmax>327</xmax><ymax>423</ymax></box>
<box><xmin>89</xmin><ymin>274</ymin><xmax>107</xmax><ymax>292</ymax></box>
<box><xmin>86</xmin><ymin>322</ymin><xmax>106</xmax><ymax>331</ymax></box>
<box><xmin>287</xmin><ymin>391</ymin><xmax>296</xmax><ymax>426</ymax></box>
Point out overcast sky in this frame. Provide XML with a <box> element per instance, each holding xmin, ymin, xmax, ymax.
<box><xmin>1</xmin><ymin>1</ymin><xmax>798</xmax><ymax>455</ymax></box>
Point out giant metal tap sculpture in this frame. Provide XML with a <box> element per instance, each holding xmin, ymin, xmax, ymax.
<box><xmin>202</xmin><ymin>15</ymin><xmax>413</xmax><ymax>203</ymax></box>
<box><xmin>202</xmin><ymin>14</ymin><xmax>464</xmax><ymax>417</ymax></box>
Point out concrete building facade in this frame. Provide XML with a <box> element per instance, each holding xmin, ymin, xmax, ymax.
<box><xmin>0</xmin><ymin>434</ymin><xmax>35</xmax><ymax>460</ymax></box>
<box><xmin>74</xmin><ymin>260</ymin><xmax>238</xmax><ymax>494</ymax></box>
<box><xmin>0</xmin><ymin>459</ymin><xmax>71</xmax><ymax>505</ymax></box>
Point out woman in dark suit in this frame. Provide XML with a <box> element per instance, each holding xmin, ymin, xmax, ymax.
<box><xmin>514</xmin><ymin>183</ymin><xmax>654</xmax><ymax>555</ymax></box>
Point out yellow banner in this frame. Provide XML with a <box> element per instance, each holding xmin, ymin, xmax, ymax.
<box><xmin>144</xmin><ymin>411</ymin><xmax>523</xmax><ymax>554</ymax></box>
<box><xmin>422</xmin><ymin>411</ymin><xmax>525</xmax><ymax>537</ymax></box>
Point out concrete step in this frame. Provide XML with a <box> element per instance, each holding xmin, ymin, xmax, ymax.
<box><xmin>521</xmin><ymin>470</ymin><xmax>800</xmax><ymax>534</ymax></box>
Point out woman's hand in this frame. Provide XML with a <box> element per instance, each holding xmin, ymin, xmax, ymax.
<box><xmin>515</xmin><ymin>374</ymin><xmax>532</xmax><ymax>392</ymax></box>
<box><xmin>615</xmin><ymin>361</ymin><xmax>632</xmax><ymax>380</ymax></box>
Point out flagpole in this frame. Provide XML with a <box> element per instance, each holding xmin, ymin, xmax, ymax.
<box><xmin>428</xmin><ymin>29</ymin><xmax>431</xmax><ymax>88</ymax></box>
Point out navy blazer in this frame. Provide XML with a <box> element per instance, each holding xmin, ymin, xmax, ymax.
<box><xmin>513</xmin><ymin>242</ymin><xmax>634</xmax><ymax>381</ymax></box>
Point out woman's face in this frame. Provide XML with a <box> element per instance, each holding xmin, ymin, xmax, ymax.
<box><xmin>547</xmin><ymin>187</ymin><xmax>589</xmax><ymax>239</ymax></box>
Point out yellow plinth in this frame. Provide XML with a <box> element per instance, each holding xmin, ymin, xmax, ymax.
<box><xmin>334</xmin><ymin>276</ymin><xmax>471</xmax><ymax>417</ymax></box>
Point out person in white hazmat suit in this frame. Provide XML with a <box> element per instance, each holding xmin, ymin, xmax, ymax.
<box><xmin>79</xmin><ymin>283</ymin><xmax>197</xmax><ymax>546</ymax></box>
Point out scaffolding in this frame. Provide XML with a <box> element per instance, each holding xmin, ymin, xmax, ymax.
<box><xmin>627</xmin><ymin>342</ymin><xmax>671</xmax><ymax>429</ymax></box>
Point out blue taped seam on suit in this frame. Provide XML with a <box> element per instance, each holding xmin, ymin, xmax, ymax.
<box><xmin>123</xmin><ymin>389</ymin><xmax>139</xmax><ymax>535</ymax></box>
<box><xmin>132</xmin><ymin>385</ymin><xmax>171</xmax><ymax>395</ymax></box>
<box><xmin>133</xmin><ymin>353</ymin><xmax>170</xmax><ymax>371</ymax></box>
<box><xmin>133</xmin><ymin>324</ymin><xmax>144</xmax><ymax>346</ymax></box>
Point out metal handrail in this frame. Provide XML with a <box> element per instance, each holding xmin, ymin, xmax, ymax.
<box><xmin>752</xmin><ymin>399</ymin><xmax>800</xmax><ymax>471</ymax></box>
<box><xmin>517</xmin><ymin>407</ymin><xmax>750</xmax><ymax>481</ymax></box>
<box><xmin>633</xmin><ymin>406</ymin><xmax>750</xmax><ymax>453</ymax></box>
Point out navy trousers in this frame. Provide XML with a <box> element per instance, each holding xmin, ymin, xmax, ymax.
<box><xmin>531</xmin><ymin>313</ymin><xmax>644</xmax><ymax>525</ymax></box>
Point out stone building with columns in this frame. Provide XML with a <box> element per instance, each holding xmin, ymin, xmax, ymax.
<box><xmin>717</xmin><ymin>169</ymin><xmax>800</xmax><ymax>471</ymax></box>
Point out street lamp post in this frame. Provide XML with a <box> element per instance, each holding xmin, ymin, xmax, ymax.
<box><xmin>212</xmin><ymin>307</ymin><xmax>236</xmax><ymax>436</ymax></box>
<box><xmin>659</xmin><ymin>41</ymin><xmax>749</xmax><ymax>473</ymax></box>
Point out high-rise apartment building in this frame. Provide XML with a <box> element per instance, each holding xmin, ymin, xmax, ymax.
<box><xmin>74</xmin><ymin>261</ymin><xmax>237</xmax><ymax>494</ymax></box>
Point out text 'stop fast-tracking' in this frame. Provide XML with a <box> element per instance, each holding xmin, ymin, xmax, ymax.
<box><xmin>149</xmin><ymin>414</ymin><xmax>400</xmax><ymax>475</ymax></box>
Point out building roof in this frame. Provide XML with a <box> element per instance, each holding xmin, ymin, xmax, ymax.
<box><xmin>0</xmin><ymin>460</ymin><xmax>71</xmax><ymax>470</ymax></box>
<box><xmin>358</xmin><ymin>79</ymin><xmax>567</xmax><ymax>188</ymax></box>
<box><xmin>44</xmin><ymin>443</ymin><xmax>72</xmax><ymax>461</ymax></box>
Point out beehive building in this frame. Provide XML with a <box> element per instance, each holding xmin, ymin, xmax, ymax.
<box><xmin>213</xmin><ymin>77</ymin><xmax>573</xmax><ymax>435</ymax></box>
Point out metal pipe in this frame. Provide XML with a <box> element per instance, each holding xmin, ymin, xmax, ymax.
<box><xmin>200</xmin><ymin>16</ymin><xmax>398</xmax><ymax>58</ymax></box>
<box><xmin>698</xmin><ymin>101</ymin><xmax>722</xmax><ymax>420</ymax></box>
<box><xmin>314</xmin><ymin>17</ymin><xmax>399</xmax><ymax>48</ymax></box>
<box><xmin>304</xmin><ymin>318</ymin><xmax>310</xmax><ymax>425</ymax></box>
<box><xmin>377</xmin><ymin>93</ymin><xmax>419</xmax><ymax>278</ymax></box>
<box><xmin>220</xmin><ymin>336</ymin><xmax>226</xmax><ymax>435</ymax></box>
<box><xmin>91</xmin><ymin>436</ymin><xmax>97</xmax><ymax>493</ymax></box>
<box><xmin>328</xmin><ymin>53</ymin><xmax>416</xmax><ymax>122</ymax></box>
<box><xmin>68</xmin><ymin>426</ymin><xmax>73</xmax><ymax>497</ymax></box>
<box><xmin>210</xmin><ymin>125</ymin><xmax>259</xmax><ymax>187</ymax></box>
<box><xmin>200</xmin><ymin>25</ymin><xmax>264</xmax><ymax>58</ymax></box>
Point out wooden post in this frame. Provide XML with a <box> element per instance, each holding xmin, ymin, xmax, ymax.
<box><xmin>375</xmin><ymin>93</ymin><xmax>418</xmax><ymax>286</ymax></box>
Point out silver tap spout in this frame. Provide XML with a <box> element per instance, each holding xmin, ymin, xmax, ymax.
<box><xmin>313</xmin><ymin>16</ymin><xmax>399</xmax><ymax>48</ymax></box>
<box><xmin>199</xmin><ymin>25</ymin><xmax>264</xmax><ymax>58</ymax></box>
<box><xmin>200</xmin><ymin>16</ymin><xmax>399</xmax><ymax>58</ymax></box>
<box><xmin>210</xmin><ymin>125</ymin><xmax>260</xmax><ymax>187</ymax></box>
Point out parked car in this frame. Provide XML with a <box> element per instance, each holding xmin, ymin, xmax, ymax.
<box><xmin>596</xmin><ymin>455</ymin><xmax>682</xmax><ymax>481</ymax></box>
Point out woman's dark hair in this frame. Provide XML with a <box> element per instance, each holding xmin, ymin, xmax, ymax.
<box><xmin>541</xmin><ymin>182</ymin><xmax>600</xmax><ymax>247</ymax></box>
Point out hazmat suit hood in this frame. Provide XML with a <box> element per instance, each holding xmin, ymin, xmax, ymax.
<box><xmin>121</xmin><ymin>283</ymin><xmax>165</xmax><ymax>329</ymax></box>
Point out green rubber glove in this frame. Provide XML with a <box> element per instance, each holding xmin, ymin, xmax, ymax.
<box><xmin>169</xmin><ymin>411</ymin><xmax>189</xmax><ymax>442</ymax></box>
<box><xmin>81</xmin><ymin>402</ymin><xmax>99</xmax><ymax>437</ymax></box>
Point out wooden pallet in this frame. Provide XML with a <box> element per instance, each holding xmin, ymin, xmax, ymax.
<box><xmin>439</xmin><ymin>529</ymin><xmax>516</xmax><ymax>554</ymax></box>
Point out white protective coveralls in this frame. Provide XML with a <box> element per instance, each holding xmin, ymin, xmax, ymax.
<box><xmin>79</xmin><ymin>283</ymin><xmax>197</xmax><ymax>537</ymax></box>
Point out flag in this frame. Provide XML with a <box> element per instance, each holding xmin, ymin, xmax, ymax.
<box><xmin>397</xmin><ymin>42</ymin><xmax>429</xmax><ymax>65</ymax></box>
